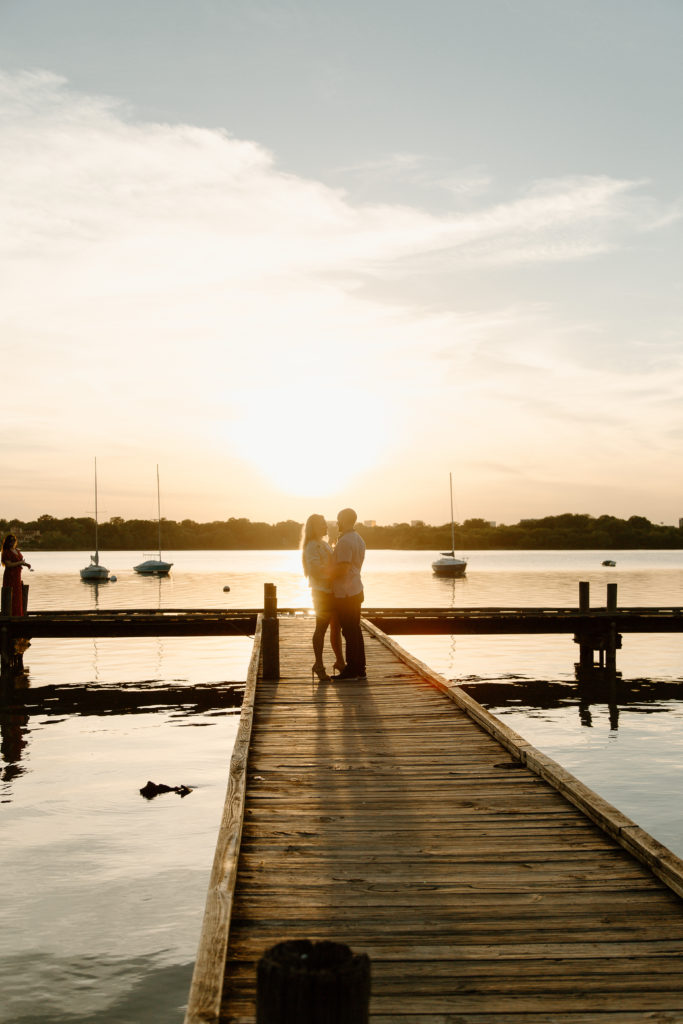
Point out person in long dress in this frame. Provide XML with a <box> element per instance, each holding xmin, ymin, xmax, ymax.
<box><xmin>1</xmin><ymin>534</ymin><xmax>31</xmax><ymax>616</ymax></box>
<box><xmin>301</xmin><ymin>514</ymin><xmax>345</xmax><ymax>681</ymax></box>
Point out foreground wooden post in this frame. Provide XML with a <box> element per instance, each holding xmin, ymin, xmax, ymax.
<box><xmin>606</xmin><ymin>582</ymin><xmax>617</xmax><ymax>612</ymax></box>
<box><xmin>262</xmin><ymin>582</ymin><xmax>280</xmax><ymax>680</ymax></box>
<box><xmin>257</xmin><ymin>940</ymin><xmax>370</xmax><ymax>1024</ymax></box>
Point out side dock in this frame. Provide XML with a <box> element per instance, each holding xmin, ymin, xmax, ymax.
<box><xmin>186</xmin><ymin>614</ymin><xmax>683</xmax><ymax>1024</ymax></box>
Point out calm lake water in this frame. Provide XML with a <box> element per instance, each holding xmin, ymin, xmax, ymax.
<box><xmin>3</xmin><ymin>548</ymin><xmax>683</xmax><ymax>1023</ymax></box>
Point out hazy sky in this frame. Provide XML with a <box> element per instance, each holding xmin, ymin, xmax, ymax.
<box><xmin>2</xmin><ymin>0</ymin><xmax>682</xmax><ymax>526</ymax></box>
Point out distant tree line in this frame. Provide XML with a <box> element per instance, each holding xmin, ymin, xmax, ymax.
<box><xmin>2</xmin><ymin>511</ymin><xmax>682</xmax><ymax>551</ymax></box>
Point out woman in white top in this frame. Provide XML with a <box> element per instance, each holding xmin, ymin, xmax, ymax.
<box><xmin>301</xmin><ymin>513</ymin><xmax>345</xmax><ymax>681</ymax></box>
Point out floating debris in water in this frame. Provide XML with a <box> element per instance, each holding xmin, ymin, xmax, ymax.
<box><xmin>139</xmin><ymin>780</ymin><xmax>192</xmax><ymax>799</ymax></box>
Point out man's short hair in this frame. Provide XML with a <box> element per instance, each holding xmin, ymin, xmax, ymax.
<box><xmin>337</xmin><ymin>508</ymin><xmax>357</xmax><ymax>531</ymax></box>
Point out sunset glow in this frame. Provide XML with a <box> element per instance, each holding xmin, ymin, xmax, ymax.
<box><xmin>1</xmin><ymin>3</ymin><xmax>682</xmax><ymax>525</ymax></box>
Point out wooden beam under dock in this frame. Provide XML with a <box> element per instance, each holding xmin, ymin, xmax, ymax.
<box><xmin>3</xmin><ymin>609</ymin><xmax>258</xmax><ymax>638</ymax></box>
<box><xmin>5</xmin><ymin>604</ymin><xmax>683</xmax><ymax>640</ymax></box>
<box><xmin>185</xmin><ymin>615</ymin><xmax>683</xmax><ymax>1024</ymax></box>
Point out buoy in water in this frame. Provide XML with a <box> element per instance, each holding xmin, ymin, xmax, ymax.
<box><xmin>223</xmin><ymin>585</ymin><xmax>231</xmax><ymax>592</ymax></box>
<box><xmin>110</xmin><ymin>575</ymin><xmax>118</xmax><ymax>582</ymax></box>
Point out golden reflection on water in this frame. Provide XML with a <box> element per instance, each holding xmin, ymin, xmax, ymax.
<box><xmin>3</xmin><ymin>549</ymin><xmax>683</xmax><ymax>1023</ymax></box>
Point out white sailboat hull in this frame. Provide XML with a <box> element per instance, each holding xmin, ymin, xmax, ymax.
<box><xmin>80</xmin><ymin>563</ymin><xmax>110</xmax><ymax>581</ymax></box>
<box><xmin>134</xmin><ymin>559</ymin><xmax>172</xmax><ymax>576</ymax></box>
<box><xmin>432</xmin><ymin>555</ymin><xmax>467</xmax><ymax>577</ymax></box>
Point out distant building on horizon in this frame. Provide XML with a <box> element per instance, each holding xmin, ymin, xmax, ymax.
<box><xmin>363</xmin><ymin>519</ymin><xmax>376</xmax><ymax>528</ymax></box>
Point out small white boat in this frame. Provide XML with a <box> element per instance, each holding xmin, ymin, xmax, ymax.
<box><xmin>602</xmin><ymin>559</ymin><xmax>617</xmax><ymax>567</ymax></box>
<box><xmin>80</xmin><ymin>458</ymin><xmax>110</xmax><ymax>582</ymax></box>
<box><xmin>134</xmin><ymin>465</ymin><xmax>173</xmax><ymax>576</ymax></box>
<box><xmin>432</xmin><ymin>553</ymin><xmax>468</xmax><ymax>578</ymax></box>
<box><xmin>134</xmin><ymin>558</ymin><xmax>173</xmax><ymax>576</ymax></box>
<box><xmin>432</xmin><ymin>472</ymin><xmax>467</xmax><ymax>577</ymax></box>
<box><xmin>81</xmin><ymin>554</ymin><xmax>110</xmax><ymax>582</ymax></box>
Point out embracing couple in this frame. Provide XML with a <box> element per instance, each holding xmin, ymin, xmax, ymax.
<box><xmin>301</xmin><ymin>507</ymin><xmax>366</xmax><ymax>682</ymax></box>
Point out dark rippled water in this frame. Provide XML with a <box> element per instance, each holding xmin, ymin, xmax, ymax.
<box><xmin>2</xmin><ymin>549</ymin><xmax>683</xmax><ymax>1022</ymax></box>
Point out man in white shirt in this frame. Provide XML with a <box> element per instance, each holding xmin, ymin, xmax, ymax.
<box><xmin>332</xmin><ymin>507</ymin><xmax>366</xmax><ymax>680</ymax></box>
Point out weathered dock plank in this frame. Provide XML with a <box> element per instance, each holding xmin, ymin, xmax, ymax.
<box><xmin>189</xmin><ymin>614</ymin><xmax>683</xmax><ymax>1022</ymax></box>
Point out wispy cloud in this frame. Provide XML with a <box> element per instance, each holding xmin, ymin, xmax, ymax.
<box><xmin>1</xmin><ymin>69</ymin><xmax>681</xmax><ymax>521</ymax></box>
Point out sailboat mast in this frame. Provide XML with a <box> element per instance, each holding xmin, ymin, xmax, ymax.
<box><xmin>94</xmin><ymin>457</ymin><xmax>99</xmax><ymax>564</ymax></box>
<box><xmin>156</xmin><ymin>464</ymin><xmax>162</xmax><ymax>558</ymax></box>
<box><xmin>449</xmin><ymin>471</ymin><xmax>455</xmax><ymax>555</ymax></box>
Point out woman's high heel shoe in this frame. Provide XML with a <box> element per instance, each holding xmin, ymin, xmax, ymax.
<box><xmin>312</xmin><ymin>662</ymin><xmax>330</xmax><ymax>682</ymax></box>
<box><xmin>332</xmin><ymin>660</ymin><xmax>346</xmax><ymax>676</ymax></box>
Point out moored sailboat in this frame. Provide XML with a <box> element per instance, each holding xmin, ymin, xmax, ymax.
<box><xmin>80</xmin><ymin>458</ymin><xmax>110</xmax><ymax>582</ymax></box>
<box><xmin>134</xmin><ymin>465</ymin><xmax>173</xmax><ymax>576</ymax></box>
<box><xmin>432</xmin><ymin>472</ymin><xmax>467</xmax><ymax>577</ymax></box>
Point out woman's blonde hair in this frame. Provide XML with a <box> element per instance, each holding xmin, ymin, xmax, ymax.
<box><xmin>301</xmin><ymin>514</ymin><xmax>327</xmax><ymax>574</ymax></box>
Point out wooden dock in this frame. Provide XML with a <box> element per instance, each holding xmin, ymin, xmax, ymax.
<box><xmin>6</xmin><ymin>603</ymin><xmax>683</xmax><ymax>639</ymax></box>
<box><xmin>186</xmin><ymin>615</ymin><xmax>683</xmax><ymax>1024</ymax></box>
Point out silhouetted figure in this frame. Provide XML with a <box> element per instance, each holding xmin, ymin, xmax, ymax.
<box><xmin>333</xmin><ymin>509</ymin><xmax>366</xmax><ymax>680</ymax></box>
<box><xmin>1</xmin><ymin>534</ymin><xmax>30</xmax><ymax>615</ymax></box>
<box><xmin>302</xmin><ymin>514</ymin><xmax>345</xmax><ymax>681</ymax></box>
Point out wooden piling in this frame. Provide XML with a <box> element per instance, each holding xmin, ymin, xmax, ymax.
<box><xmin>574</xmin><ymin>581</ymin><xmax>623</xmax><ymax>679</ymax></box>
<box><xmin>261</xmin><ymin>583</ymin><xmax>280</xmax><ymax>681</ymax></box>
<box><xmin>576</xmin><ymin>582</ymin><xmax>594</xmax><ymax>670</ymax></box>
<box><xmin>0</xmin><ymin>587</ymin><xmax>11</xmax><ymax>677</ymax></box>
<box><xmin>256</xmin><ymin>940</ymin><xmax>370</xmax><ymax>1024</ymax></box>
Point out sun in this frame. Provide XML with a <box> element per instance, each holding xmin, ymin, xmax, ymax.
<box><xmin>229</xmin><ymin>386</ymin><xmax>391</xmax><ymax>496</ymax></box>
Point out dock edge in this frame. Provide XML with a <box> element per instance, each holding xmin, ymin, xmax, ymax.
<box><xmin>184</xmin><ymin>613</ymin><xmax>263</xmax><ymax>1024</ymax></box>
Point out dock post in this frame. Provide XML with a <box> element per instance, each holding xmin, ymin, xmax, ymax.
<box><xmin>577</xmin><ymin>582</ymin><xmax>593</xmax><ymax>671</ymax></box>
<box><xmin>257</xmin><ymin>939</ymin><xmax>370</xmax><ymax>1023</ymax></box>
<box><xmin>0</xmin><ymin>587</ymin><xmax>11</xmax><ymax>677</ymax></box>
<box><xmin>605</xmin><ymin>584</ymin><xmax>621</xmax><ymax>677</ymax></box>
<box><xmin>0</xmin><ymin>626</ymin><xmax>8</xmax><ymax>678</ymax></box>
<box><xmin>262</xmin><ymin>583</ymin><xmax>280</xmax><ymax>681</ymax></box>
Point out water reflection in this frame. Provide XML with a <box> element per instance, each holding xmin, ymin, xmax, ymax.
<box><xmin>433</xmin><ymin>573</ymin><xmax>468</xmax><ymax>608</ymax></box>
<box><xmin>1</xmin><ymin>951</ymin><xmax>194</xmax><ymax>1024</ymax></box>
<box><xmin>81</xmin><ymin>579</ymin><xmax>104</xmax><ymax>606</ymax></box>
<box><xmin>0</xmin><ymin>708</ymin><xmax>29</xmax><ymax>786</ymax></box>
<box><xmin>465</xmin><ymin>676</ymin><xmax>683</xmax><ymax>735</ymax></box>
<box><xmin>0</xmin><ymin>673</ymin><xmax>243</xmax><ymax>803</ymax></box>
<box><xmin>0</xmin><ymin>707</ymin><xmax>240</xmax><ymax>1024</ymax></box>
<box><xmin>5</xmin><ymin>549</ymin><xmax>683</xmax><ymax>1024</ymax></box>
